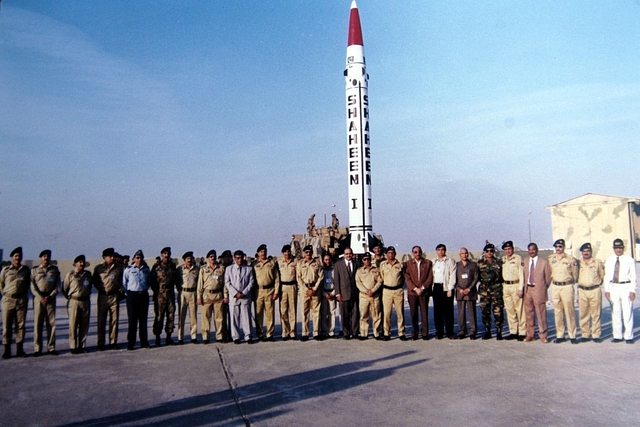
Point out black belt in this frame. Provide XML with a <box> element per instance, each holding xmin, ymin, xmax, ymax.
<box><xmin>207</xmin><ymin>289</ymin><xmax>223</xmax><ymax>294</ymax></box>
<box><xmin>127</xmin><ymin>290</ymin><xmax>148</xmax><ymax>295</ymax></box>
<box><xmin>503</xmin><ymin>280</ymin><xmax>520</xmax><ymax>285</ymax></box>
<box><xmin>578</xmin><ymin>285</ymin><xmax>601</xmax><ymax>291</ymax></box>
<box><xmin>553</xmin><ymin>281</ymin><xmax>574</xmax><ymax>286</ymax></box>
<box><xmin>383</xmin><ymin>284</ymin><xmax>403</xmax><ymax>290</ymax></box>
<box><xmin>9</xmin><ymin>293</ymin><xmax>27</xmax><ymax>299</ymax></box>
<box><xmin>527</xmin><ymin>284</ymin><xmax>535</xmax><ymax>287</ymax></box>
<box><xmin>181</xmin><ymin>287</ymin><xmax>196</xmax><ymax>292</ymax></box>
<box><xmin>71</xmin><ymin>296</ymin><xmax>90</xmax><ymax>301</ymax></box>
<box><xmin>612</xmin><ymin>281</ymin><xmax>631</xmax><ymax>284</ymax></box>
<box><xmin>259</xmin><ymin>284</ymin><xmax>274</xmax><ymax>290</ymax></box>
<box><xmin>323</xmin><ymin>287</ymin><xmax>334</xmax><ymax>292</ymax></box>
<box><xmin>281</xmin><ymin>281</ymin><xmax>296</xmax><ymax>285</ymax></box>
<box><xmin>99</xmin><ymin>290</ymin><xmax>121</xmax><ymax>296</ymax></box>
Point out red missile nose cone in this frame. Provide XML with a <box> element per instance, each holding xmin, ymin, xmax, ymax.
<box><xmin>348</xmin><ymin>1</ymin><xmax>363</xmax><ymax>46</ymax></box>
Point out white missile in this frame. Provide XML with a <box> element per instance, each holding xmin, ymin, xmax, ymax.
<box><xmin>345</xmin><ymin>0</ymin><xmax>374</xmax><ymax>254</ymax></box>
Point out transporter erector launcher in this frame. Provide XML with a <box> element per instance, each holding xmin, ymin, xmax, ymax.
<box><xmin>345</xmin><ymin>1</ymin><xmax>374</xmax><ymax>254</ymax></box>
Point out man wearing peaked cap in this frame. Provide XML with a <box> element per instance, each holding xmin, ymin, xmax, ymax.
<box><xmin>177</xmin><ymin>251</ymin><xmax>200</xmax><ymax>344</ymax></box>
<box><xmin>197</xmin><ymin>250</ymin><xmax>228</xmax><ymax>344</ymax></box>
<box><xmin>92</xmin><ymin>248</ymin><xmax>126</xmax><ymax>350</ymax></box>
<box><xmin>251</xmin><ymin>244</ymin><xmax>280</xmax><ymax>342</ymax></box>
<box><xmin>63</xmin><ymin>254</ymin><xmax>93</xmax><ymax>354</ymax></box>
<box><xmin>278</xmin><ymin>244</ymin><xmax>298</xmax><ymax>340</ymax></box>
<box><xmin>576</xmin><ymin>243</ymin><xmax>604</xmax><ymax>343</ymax></box>
<box><xmin>604</xmin><ymin>239</ymin><xmax>637</xmax><ymax>343</ymax></box>
<box><xmin>150</xmin><ymin>247</ymin><xmax>179</xmax><ymax>347</ymax></box>
<box><xmin>548</xmin><ymin>238</ymin><xmax>579</xmax><ymax>344</ymax></box>
<box><xmin>1</xmin><ymin>247</ymin><xmax>31</xmax><ymax>358</ymax></box>
<box><xmin>31</xmin><ymin>249</ymin><xmax>61</xmax><ymax>356</ymax></box>
<box><xmin>501</xmin><ymin>241</ymin><xmax>526</xmax><ymax>341</ymax></box>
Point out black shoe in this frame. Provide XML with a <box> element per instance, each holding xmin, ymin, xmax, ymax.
<box><xmin>33</xmin><ymin>351</ymin><xmax>42</xmax><ymax>358</ymax></box>
<box><xmin>457</xmin><ymin>334</ymin><xmax>466</xmax><ymax>340</ymax></box>
<box><xmin>191</xmin><ymin>339</ymin><xmax>199</xmax><ymax>344</ymax></box>
<box><xmin>343</xmin><ymin>335</ymin><xmax>352</xmax><ymax>340</ymax></box>
<box><xmin>282</xmin><ymin>336</ymin><xmax>290</xmax><ymax>342</ymax></box>
<box><xmin>98</xmin><ymin>344</ymin><xmax>106</xmax><ymax>351</ymax></box>
<box><xmin>593</xmin><ymin>338</ymin><xmax>602</xmax><ymax>343</ymax></box>
<box><xmin>570</xmin><ymin>339</ymin><xmax>579</xmax><ymax>344</ymax></box>
<box><xmin>383</xmin><ymin>335</ymin><xmax>390</xmax><ymax>341</ymax></box>
<box><xmin>247</xmin><ymin>339</ymin><xmax>255</xmax><ymax>344</ymax></box>
<box><xmin>375</xmin><ymin>336</ymin><xmax>383</xmax><ymax>341</ymax></box>
<box><xmin>166</xmin><ymin>337</ymin><xmax>175</xmax><ymax>346</ymax></box>
<box><xmin>48</xmin><ymin>350</ymin><xmax>59</xmax><ymax>356</ymax></box>
<box><xmin>470</xmin><ymin>336</ymin><xmax>477</xmax><ymax>340</ymax></box>
<box><xmin>517</xmin><ymin>335</ymin><xmax>525</xmax><ymax>342</ymax></box>
<box><xmin>580</xmin><ymin>337</ymin><xmax>590</xmax><ymax>343</ymax></box>
<box><xmin>300</xmin><ymin>336</ymin><xmax>309</xmax><ymax>342</ymax></box>
<box><xmin>422</xmin><ymin>336</ymin><xmax>429</xmax><ymax>341</ymax></box>
<box><xmin>554</xmin><ymin>338</ymin><xmax>566</xmax><ymax>344</ymax></box>
<box><xmin>482</xmin><ymin>332</ymin><xmax>492</xmax><ymax>340</ymax></box>
<box><xmin>436</xmin><ymin>335</ymin><xmax>444</xmax><ymax>340</ymax></box>
<box><xmin>80</xmin><ymin>348</ymin><xmax>89</xmax><ymax>353</ymax></box>
<box><xmin>203</xmin><ymin>339</ymin><xmax>209</xmax><ymax>345</ymax></box>
<box><xmin>2</xmin><ymin>345</ymin><xmax>11</xmax><ymax>359</ymax></box>
<box><xmin>234</xmin><ymin>339</ymin><xmax>241</xmax><ymax>344</ymax></box>
<box><xmin>496</xmin><ymin>332</ymin><xmax>503</xmax><ymax>341</ymax></box>
<box><xmin>266</xmin><ymin>336</ymin><xmax>275</xmax><ymax>342</ymax></box>
<box><xmin>358</xmin><ymin>336</ymin><xmax>368</xmax><ymax>341</ymax></box>
<box><xmin>612</xmin><ymin>338</ymin><xmax>623</xmax><ymax>343</ymax></box>
<box><xmin>127</xmin><ymin>346</ymin><xmax>135</xmax><ymax>351</ymax></box>
<box><xmin>109</xmin><ymin>344</ymin><xmax>118</xmax><ymax>350</ymax></box>
<box><xmin>399</xmin><ymin>336</ymin><xmax>408</xmax><ymax>341</ymax></box>
<box><xmin>177</xmin><ymin>340</ymin><xmax>184</xmax><ymax>345</ymax></box>
<box><xmin>155</xmin><ymin>335</ymin><xmax>162</xmax><ymax>347</ymax></box>
<box><xmin>16</xmin><ymin>346</ymin><xmax>27</xmax><ymax>358</ymax></box>
<box><xmin>625</xmin><ymin>340</ymin><xmax>634</xmax><ymax>344</ymax></box>
<box><xmin>70</xmin><ymin>348</ymin><xmax>80</xmax><ymax>355</ymax></box>
<box><xmin>447</xmin><ymin>335</ymin><xmax>456</xmax><ymax>340</ymax></box>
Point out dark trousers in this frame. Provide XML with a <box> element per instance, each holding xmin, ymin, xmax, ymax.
<box><xmin>457</xmin><ymin>300</ymin><xmax>477</xmax><ymax>337</ymax></box>
<box><xmin>341</xmin><ymin>298</ymin><xmax>360</xmax><ymax>337</ymax></box>
<box><xmin>433</xmin><ymin>283</ymin><xmax>454</xmax><ymax>337</ymax></box>
<box><xmin>127</xmin><ymin>291</ymin><xmax>149</xmax><ymax>347</ymax></box>
<box><xmin>408</xmin><ymin>293</ymin><xmax>429</xmax><ymax>338</ymax></box>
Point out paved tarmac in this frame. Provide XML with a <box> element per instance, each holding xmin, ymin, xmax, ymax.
<box><xmin>1</xmin><ymin>296</ymin><xmax>639</xmax><ymax>427</ymax></box>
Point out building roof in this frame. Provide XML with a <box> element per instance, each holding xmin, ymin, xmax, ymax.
<box><xmin>545</xmin><ymin>193</ymin><xmax>640</xmax><ymax>209</ymax></box>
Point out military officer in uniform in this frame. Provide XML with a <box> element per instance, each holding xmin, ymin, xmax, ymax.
<box><xmin>1</xmin><ymin>247</ymin><xmax>31</xmax><ymax>359</ymax></box>
<box><xmin>548</xmin><ymin>239</ymin><xmax>579</xmax><ymax>344</ymax></box>
<box><xmin>177</xmin><ymin>251</ymin><xmax>200</xmax><ymax>344</ymax></box>
<box><xmin>576</xmin><ymin>243</ymin><xmax>604</xmax><ymax>343</ymax></box>
<box><xmin>63</xmin><ymin>255</ymin><xmax>93</xmax><ymax>354</ymax></box>
<box><xmin>197</xmin><ymin>250</ymin><xmax>228</xmax><ymax>344</ymax></box>
<box><xmin>478</xmin><ymin>243</ymin><xmax>504</xmax><ymax>340</ymax></box>
<box><xmin>380</xmin><ymin>246</ymin><xmax>407</xmax><ymax>341</ymax></box>
<box><xmin>123</xmin><ymin>250</ymin><xmax>151</xmax><ymax>350</ymax></box>
<box><xmin>371</xmin><ymin>242</ymin><xmax>385</xmax><ymax>337</ymax></box>
<box><xmin>356</xmin><ymin>253</ymin><xmax>382</xmax><ymax>340</ymax></box>
<box><xmin>150</xmin><ymin>247</ymin><xmax>178</xmax><ymax>347</ymax></box>
<box><xmin>31</xmin><ymin>249</ymin><xmax>61</xmax><ymax>356</ymax></box>
<box><xmin>93</xmin><ymin>248</ymin><xmax>125</xmax><ymax>350</ymax></box>
<box><xmin>278</xmin><ymin>245</ymin><xmax>298</xmax><ymax>340</ymax></box>
<box><xmin>604</xmin><ymin>238</ymin><xmax>637</xmax><ymax>343</ymax></box>
<box><xmin>251</xmin><ymin>244</ymin><xmax>280</xmax><ymax>342</ymax></box>
<box><xmin>501</xmin><ymin>241</ymin><xmax>526</xmax><ymax>341</ymax></box>
<box><xmin>296</xmin><ymin>245</ymin><xmax>323</xmax><ymax>341</ymax></box>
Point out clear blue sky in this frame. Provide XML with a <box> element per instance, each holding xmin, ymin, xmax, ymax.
<box><xmin>1</xmin><ymin>1</ymin><xmax>639</xmax><ymax>260</ymax></box>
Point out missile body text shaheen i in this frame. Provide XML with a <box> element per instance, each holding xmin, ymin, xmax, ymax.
<box><xmin>344</xmin><ymin>1</ymin><xmax>373</xmax><ymax>254</ymax></box>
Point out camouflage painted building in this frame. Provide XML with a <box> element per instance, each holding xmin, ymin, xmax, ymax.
<box><xmin>546</xmin><ymin>193</ymin><xmax>640</xmax><ymax>261</ymax></box>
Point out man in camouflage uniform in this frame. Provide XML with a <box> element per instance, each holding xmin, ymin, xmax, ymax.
<box><xmin>252</xmin><ymin>244</ymin><xmax>280</xmax><ymax>342</ymax></box>
<box><xmin>177</xmin><ymin>251</ymin><xmax>200</xmax><ymax>344</ymax></box>
<box><xmin>577</xmin><ymin>243</ymin><xmax>604</xmax><ymax>343</ymax></box>
<box><xmin>1</xmin><ymin>247</ymin><xmax>31</xmax><ymax>359</ymax></box>
<box><xmin>197</xmin><ymin>250</ymin><xmax>228</xmax><ymax>344</ymax></box>
<box><xmin>93</xmin><ymin>248</ymin><xmax>125</xmax><ymax>350</ymax></box>
<box><xmin>478</xmin><ymin>243</ymin><xmax>504</xmax><ymax>340</ymax></box>
<box><xmin>63</xmin><ymin>255</ymin><xmax>93</xmax><ymax>354</ymax></box>
<box><xmin>356</xmin><ymin>253</ymin><xmax>382</xmax><ymax>340</ymax></box>
<box><xmin>150</xmin><ymin>247</ymin><xmax>178</xmax><ymax>346</ymax></box>
<box><xmin>278</xmin><ymin>245</ymin><xmax>298</xmax><ymax>340</ymax></box>
<box><xmin>548</xmin><ymin>239</ymin><xmax>579</xmax><ymax>344</ymax></box>
<box><xmin>31</xmin><ymin>249</ymin><xmax>61</xmax><ymax>356</ymax></box>
<box><xmin>501</xmin><ymin>241</ymin><xmax>526</xmax><ymax>341</ymax></box>
<box><xmin>296</xmin><ymin>245</ymin><xmax>323</xmax><ymax>341</ymax></box>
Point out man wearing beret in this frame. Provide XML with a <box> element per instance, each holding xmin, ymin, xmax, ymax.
<box><xmin>548</xmin><ymin>239</ymin><xmax>579</xmax><ymax>344</ymax></box>
<box><xmin>251</xmin><ymin>244</ymin><xmax>280</xmax><ymax>342</ymax></box>
<box><xmin>123</xmin><ymin>250</ymin><xmax>151</xmax><ymax>350</ymax></box>
<box><xmin>576</xmin><ymin>243</ymin><xmax>604</xmax><ymax>343</ymax></box>
<box><xmin>225</xmin><ymin>250</ymin><xmax>255</xmax><ymax>344</ymax></box>
<box><xmin>150</xmin><ymin>247</ymin><xmax>179</xmax><ymax>346</ymax></box>
<box><xmin>478</xmin><ymin>243</ymin><xmax>504</xmax><ymax>340</ymax></box>
<box><xmin>31</xmin><ymin>249</ymin><xmax>61</xmax><ymax>356</ymax></box>
<box><xmin>197</xmin><ymin>250</ymin><xmax>228</xmax><ymax>344</ymax></box>
<box><xmin>381</xmin><ymin>246</ymin><xmax>407</xmax><ymax>341</ymax></box>
<box><xmin>278</xmin><ymin>245</ymin><xmax>298</xmax><ymax>340</ymax></box>
<box><xmin>604</xmin><ymin>239</ymin><xmax>637</xmax><ymax>343</ymax></box>
<box><xmin>177</xmin><ymin>251</ymin><xmax>200</xmax><ymax>344</ymax></box>
<box><xmin>297</xmin><ymin>245</ymin><xmax>324</xmax><ymax>341</ymax></box>
<box><xmin>63</xmin><ymin>255</ymin><xmax>93</xmax><ymax>354</ymax></box>
<box><xmin>92</xmin><ymin>248</ymin><xmax>126</xmax><ymax>350</ymax></box>
<box><xmin>371</xmin><ymin>242</ymin><xmax>385</xmax><ymax>337</ymax></box>
<box><xmin>356</xmin><ymin>252</ymin><xmax>383</xmax><ymax>340</ymax></box>
<box><xmin>0</xmin><ymin>247</ymin><xmax>31</xmax><ymax>358</ymax></box>
<box><xmin>501</xmin><ymin>241</ymin><xmax>526</xmax><ymax>341</ymax></box>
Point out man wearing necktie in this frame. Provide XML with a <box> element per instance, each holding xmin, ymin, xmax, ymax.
<box><xmin>604</xmin><ymin>239</ymin><xmax>637</xmax><ymax>343</ymax></box>
<box><xmin>523</xmin><ymin>243</ymin><xmax>552</xmax><ymax>343</ymax></box>
<box><xmin>225</xmin><ymin>250</ymin><xmax>255</xmax><ymax>344</ymax></box>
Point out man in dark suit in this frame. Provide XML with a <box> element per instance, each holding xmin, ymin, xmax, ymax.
<box><xmin>404</xmin><ymin>246</ymin><xmax>433</xmax><ymax>340</ymax></box>
<box><xmin>334</xmin><ymin>247</ymin><xmax>359</xmax><ymax>339</ymax></box>
<box><xmin>523</xmin><ymin>243</ymin><xmax>552</xmax><ymax>343</ymax></box>
<box><xmin>455</xmin><ymin>247</ymin><xmax>480</xmax><ymax>339</ymax></box>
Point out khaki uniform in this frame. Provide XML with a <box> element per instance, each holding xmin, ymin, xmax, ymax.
<box><xmin>31</xmin><ymin>263</ymin><xmax>61</xmax><ymax>352</ymax></box>
<box><xmin>296</xmin><ymin>258</ymin><xmax>323</xmax><ymax>337</ymax></box>
<box><xmin>279</xmin><ymin>258</ymin><xmax>298</xmax><ymax>338</ymax></box>
<box><xmin>356</xmin><ymin>265</ymin><xmax>382</xmax><ymax>337</ymax></box>
<box><xmin>92</xmin><ymin>263</ymin><xmax>125</xmax><ymax>347</ymax></box>
<box><xmin>63</xmin><ymin>269</ymin><xmax>93</xmax><ymax>350</ymax></box>
<box><xmin>0</xmin><ymin>264</ymin><xmax>31</xmax><ymax>345</ymax></box>
<box><xmin>150</xmin><ymin>261</ymin><xmax>178</xmax><ymax>336</ymax></box>
<box><xmin>252</xmin><ymin>257</ymin><xmax>281</xmax><ymax>339</ymax></box>
<box><xmin>549</xmin><ymin>253</ymin><xmax>578</xmax><ymax>339</ymax></box>
<box><xmin>380</xmin><ymin>259</ymin><xmax>405</xmax><ymax>337</ymax></box>
<box><xmin>577</xmin><ymin>257</ymin><xmax>604</xmax><ymax>339</ymax></box>
<box><xmin>501</xmin><ymin>254</ymin><xmax>525</xmax><ymax>337</ymax></box>
<box><xmin>177</xmin><ymin>264</ymin><xmax>200</xmax><ymax>341</ymax></box>
<box><xmin>197</xmin><ymin>263</ymin><xmax>227</xmax><ymax>341</ymax></box>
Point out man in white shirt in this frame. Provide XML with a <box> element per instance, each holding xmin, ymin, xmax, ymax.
<box><xmin>604</xmin><ymin>239</ymin><xmax>637</xmax><ymax>343</ymax></box>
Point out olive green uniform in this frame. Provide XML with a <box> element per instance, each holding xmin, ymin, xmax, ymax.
<box><xmin>92</xmin><ymin>262</ymin><xmax>125</xmax><ymax>347</ymax></box>
<box><xmin>0</xmin><ymin>264</ymin><xmax>31</xmax><ymax>346</ymax></box>
<box><xmin>356</xmin><ymin>265</ymin><xmax>382</xmax><ymax>337</ymax></box>
<box><xmin>501</xmin><ymin>254</ymin><xmax>525</xmax><ymax>337</ymax></box>
<box><xmin>252</xmin><ymin>257</ymin><xmax>281</xmax><ymax>339</ymax></box>
<box><xmin>63</xmin><ymin>269</ymin><xmax>93</xmax><ymax>350</ymax></box>
<box><xmin>577</xmin><ymin>257</ymin><xmax>604</xmax><ymax>339</ymax></box>
<box><xmin>549</xmin><ymin>253</ymin><xmax>578</xmax><ymax>339</ymax></box>
<box><xmin>31</xmin><ymin>263</ymin><xmax>61</xmax><ymax>353</ymax></box>
<box><xmin>197</xmin><ymin>264</ymin><xmax>227</xmax><ymax>341</ymax></box>
<box><xmin>278</xmin><ymin>258</ymin><xmax>298</xmax><ymax>339</ymax></box>
<box><xmin>177</xmin><ymin>264</ymin><xmax>200</xmax><ymax>341</ymax></box>
<box><xmin>297</xmin><ymin>258</ymin><xmax>323</xmax><ymax>338</ymax></box>
<box><xmin>380</xmin><ymin>259</ymin><xmax>405</xmax><ymax>337</ymax></box>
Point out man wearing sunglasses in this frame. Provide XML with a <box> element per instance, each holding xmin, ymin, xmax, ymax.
<box><xmin>478</xmin><ymin>243</ymin><xmax>504</xmax><ymax>340</ymax></box>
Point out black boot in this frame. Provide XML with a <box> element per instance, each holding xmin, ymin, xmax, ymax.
<box><xmin>16</xmin><ymin>343</ymin><xmax>27</xmax><ymax>358</ymax></box>
<box><xmin>496</xmin><ymin>330</ymin><xmax>503</xmax><ymax>341</ymax></box>
<box><xmin>155</xmin><ymin>335</ymin><xmax>162</xmax><ymax>347</ymax></box>
<box><xmin>2</xmin><ymin>344</ymin><xmax>11</xmax><ymax>359</ymax></box>
<box><xmin>166</xmin><ymin>335</ymin><xmax>175</xmax><ymax>346</ymax></box>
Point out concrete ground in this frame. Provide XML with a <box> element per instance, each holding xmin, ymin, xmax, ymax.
<box><xmin>1</xmin><ymin>296</ymin><xmax>639</xmax><ymax>427</ymax></box>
